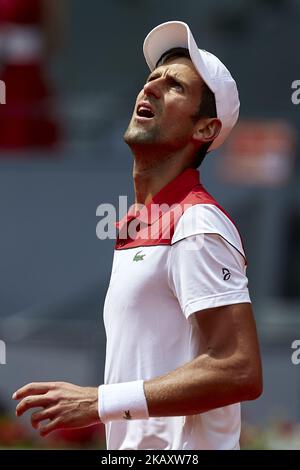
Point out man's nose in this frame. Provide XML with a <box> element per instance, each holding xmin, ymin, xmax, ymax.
<box><xmin>143</xmin><ymin>78</ymin><xmax>162</xmax><ymax>99</ymax></box>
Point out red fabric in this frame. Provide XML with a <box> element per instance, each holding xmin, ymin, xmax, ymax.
<box><xmin>0</xmin><ymin>0</ymin><xmax>60</xmax><ymax>150</ymax></box>
<box><xmin>115</xmin><ymin>168</ymin><xmax>244</xmax><ymax>249</ymax></box>
<box><xmin>0</xmin><ymin>0</ymin><xmax>41</xmax><ymax>25</ymax></box>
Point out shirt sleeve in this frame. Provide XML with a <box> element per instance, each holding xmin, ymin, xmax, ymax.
<box><xmin>167</xmin><ymin>233</ymin><xmax>251</xmax><ymax>319</ymax></box>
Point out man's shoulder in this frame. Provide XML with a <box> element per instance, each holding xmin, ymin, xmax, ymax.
<box><xmin>172</xmin><ymin>185</ymin><xmax>246</xmax><ymax>260</ymax></box>
<box><xmin>181</xmin><ymin>183</ymin><xmax>233</xmax><ymax>220</ymax></box>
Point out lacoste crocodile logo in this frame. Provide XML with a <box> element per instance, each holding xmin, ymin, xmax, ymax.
<box><xmin>123</xmin><ymin>410</ymin><xmax>132</xmax><ymax>420</ymax></box>
<box><xmin>133</xmin><ymin>250</ymin><xmax>145</xmax><ymax>262</ymax></box>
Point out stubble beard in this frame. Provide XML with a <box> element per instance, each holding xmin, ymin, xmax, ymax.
<box><xmin>123</xmin><ymin>117</ymin><xmax>161</xmax><ymax>149</ymax></box>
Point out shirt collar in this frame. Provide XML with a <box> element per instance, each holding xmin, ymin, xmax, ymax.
<box><xmin>115</xmin><ymin>168</ymin><xmax>200</xmax><ymax>230</ymax></box>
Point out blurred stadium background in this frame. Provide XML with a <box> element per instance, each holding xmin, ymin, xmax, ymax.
<box><xmin>0</xmin><ymin>0</ymin><xmax>300</xmax><ymax>449</ymax></box>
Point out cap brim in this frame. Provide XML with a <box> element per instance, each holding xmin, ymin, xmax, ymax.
<box><xmin>143</xmin><ymin>21</ymin><xmax>214</xmax><ymax>92</ymax></box>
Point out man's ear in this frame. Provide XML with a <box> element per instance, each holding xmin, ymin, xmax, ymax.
<box><xmin>192</xmin><ymin>118</ymin><xmax>222</xmax><ymax>144</ymax></box>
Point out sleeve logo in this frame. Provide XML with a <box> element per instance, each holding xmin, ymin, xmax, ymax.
<box><xmin>222</xmin><ymin>268</ymin><xmax>231</xmax><ymax>281</ymax></box>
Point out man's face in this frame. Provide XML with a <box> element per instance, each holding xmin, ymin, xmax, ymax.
<box><xmin>124</xmin><ymin>56</ymin><xmax>204</xmax><ymax>155</ymax></box>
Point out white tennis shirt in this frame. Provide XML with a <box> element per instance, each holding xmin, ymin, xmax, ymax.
<box><xmin>102</xmin><ymin>168</ymin><xmax>251</xmax><ymax>450</ymax></box>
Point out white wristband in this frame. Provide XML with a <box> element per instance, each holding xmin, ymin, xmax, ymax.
<box><xmin>98</xmin><ymin>380</ymin><xmax>149</xmax><ymax>424</ymax></box>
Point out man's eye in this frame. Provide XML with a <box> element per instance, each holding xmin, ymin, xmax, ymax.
<box><xmin>170</xmin><ymin>80</ymin><xmax>183</xmax><ymax>91</ymax></box>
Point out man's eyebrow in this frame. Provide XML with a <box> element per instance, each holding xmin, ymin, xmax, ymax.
<box><xmin>146</xmin><ymin>70</ymin><xmax>190</xmax><ymax>89</ymax></box>
<box><xmin>146</xmin><ymin>71</ymin><xmax>161</xmax><ymax>82</ymax></box>
<box><xmin>169</xmin><ymin>72</ymin><xmax>189</xmax><ymax>89</ymax></box>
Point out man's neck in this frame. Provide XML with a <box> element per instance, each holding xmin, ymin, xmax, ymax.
<box><xmin>133</xmin><ymin>158</ymin><xmax>191</xmax><ymax>207</ymax></box>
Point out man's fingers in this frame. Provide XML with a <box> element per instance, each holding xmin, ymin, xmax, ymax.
<box><xmin>39</xmin><ymin>417</ymin><xmax>62</xmax><ymax>437</ymax></box>
<box><xmin>12</xmin><ymin>382</ymin><xmax>55</xmax><ymax>400</ymax></box>
<box><xmin>16</xmin><ymin>395</ymin><xmax>55</xmax><ymax>417</ymax></box>
<box><xmin>31</xmin><ymin>407</ymin><xmax>57</xmax><ymax>429</ymax></box>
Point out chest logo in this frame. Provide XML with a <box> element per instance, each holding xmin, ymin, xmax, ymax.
<box><xmin>133</xmin><ymin>250</ymin><xmax>146</xmax><ymax>262</ymax></box>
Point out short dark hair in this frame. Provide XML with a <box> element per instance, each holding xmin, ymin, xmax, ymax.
<box><xmin>156</xmin><ymin>47</ymin><xmax>217</xmax><ymax>168</ymax></box>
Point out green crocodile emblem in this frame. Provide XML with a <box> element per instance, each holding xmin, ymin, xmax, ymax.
<box><xmin>133</xmin><ymin>250</ymin><xmax>145</xmax><ymax>262</ymax></box>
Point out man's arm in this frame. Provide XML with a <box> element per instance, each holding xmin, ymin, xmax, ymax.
<box><xmin>144</xmin><ymin>302</ymin><xmax>262</xmax><ymax>417</ymax></box>
<box><xmin>13</xmin><ymin>302</ymin><xmax>262</xmax><ymax>435</ymax></box>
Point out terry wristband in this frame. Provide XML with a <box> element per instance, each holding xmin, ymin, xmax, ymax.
<box><xmin>98</xmin><ymin>380</ymin><xmax>150</xmax><ymax>423</ymax></box>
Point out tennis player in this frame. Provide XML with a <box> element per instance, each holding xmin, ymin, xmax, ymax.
<box><xmin>13</xmin><ymin>21</ymin><xmax>262</xmax><ymax>450</ymax></box>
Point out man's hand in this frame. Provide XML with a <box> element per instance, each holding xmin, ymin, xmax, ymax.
<box><xmin>12</xmin><ymin>382</ymin><xmax>100</xmax><ymax>437</ymax></box>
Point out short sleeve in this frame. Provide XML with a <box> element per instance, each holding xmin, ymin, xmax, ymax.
<box><xmin>167</xmin><ymin>233</ymin><xmax>251</xmax><ymax>319</ymax></box>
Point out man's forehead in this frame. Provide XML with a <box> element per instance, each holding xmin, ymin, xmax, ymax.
<box><xmin>148</xmin><ymin>57</ymin><xmax>203</xmax><ymax>90</ymax></box>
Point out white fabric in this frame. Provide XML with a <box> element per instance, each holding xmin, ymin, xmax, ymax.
<box><xmin>98</xmin><ymin>380</ymin><xmax>149</xmax><ymax>424</ymax></box>
<box><xmin>172</xmin><ymin>204</ymin><xmax>245</xmax><ymax>259</ymax></box>
<box><xmin>143</xmin><ymin>21</ymin><xmax>240</xmax><ymax>151</ymax></box>
<box><xmin>102</xmin><ymin>204</ymin><xmax>250</xmax><ymax>450</ymax></box>
<box><xmin>170</xmin><ymin>204</ymin><xmax>250</xmax><ymax>315</ymax></box>
<box><xmin>168</xmin><ymin>234</ymin><xmax>250</xmax><ymax>316</ymax></box>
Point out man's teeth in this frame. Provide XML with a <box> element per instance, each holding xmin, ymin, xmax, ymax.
<box><xmin>138</xmin><ymin>107</ymin><xmax>154</xmax><ymax>118</ymax></box>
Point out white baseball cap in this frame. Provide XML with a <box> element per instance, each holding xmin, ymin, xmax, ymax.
<box><xmin>143</xmin><ymin>21</ymin><xmax>240</xmax><ymax>151</ymax></box>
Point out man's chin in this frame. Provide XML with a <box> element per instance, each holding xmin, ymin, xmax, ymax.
<box><xmin>123</xmin><ymin>126</ymin><xmax>158</xmax><ymax>147</ymax></box>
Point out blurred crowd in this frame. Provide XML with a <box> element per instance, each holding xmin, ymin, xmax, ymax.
<box><xmin>0</xmin><ymin>0</ymin><xmax>63</xmax><ymax>152</ymax></box>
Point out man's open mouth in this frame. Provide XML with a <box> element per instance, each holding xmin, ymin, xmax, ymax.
<box><xmin>136</xmin><ymin>102</ymin><xmax>155</xmax><ymax>119</ymax></box>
